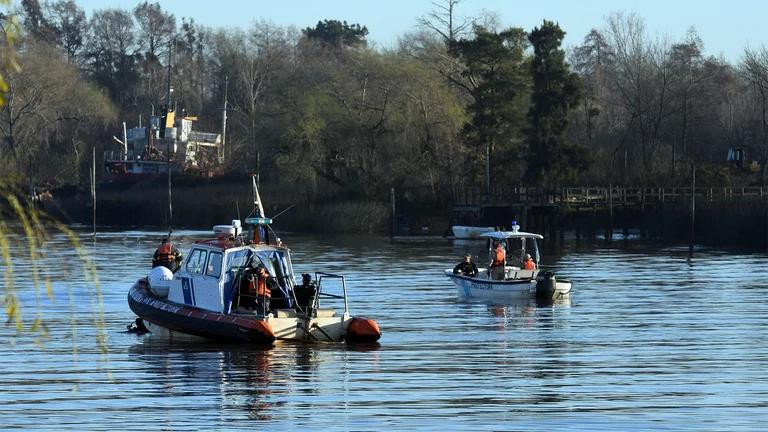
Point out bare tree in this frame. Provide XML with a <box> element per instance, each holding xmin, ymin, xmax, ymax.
<box><xmin>604</xmin><ymin>12</ymin><xmax>674</xmax><ymax>181</ymax></box>
<box><xmin>740</xmin><ymin>45</ymin><xmax>768</xmax><ymax>181</ymax></box>
<box><xmin>416</xmin><ymin>0</ymin><xmax>473</xmax><ymax>45</ymax></box>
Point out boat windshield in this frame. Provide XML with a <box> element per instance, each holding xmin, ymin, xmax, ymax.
<box><xmin>488</xmin><ymin>237</ymin><xmax>541</xmax><ymax>267</ymax></box>
<box><xmin>225</xmin><ymin>249</ymin><xmax>253</xmax><ymax>273</ymax></box>
<box><xmin>251</xmin><ymin>250</ymin><xmax>294</xmax><ymax>291</ymax></box>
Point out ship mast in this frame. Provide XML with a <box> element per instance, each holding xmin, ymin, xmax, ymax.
<box><xmin>166</xmin><ymin>40</ymin><xmax>173</xmax><ymax>237</ymax></box>
<box><xmin>220</xmin><ymin>76</ymin><xmax>228</xmax><ymax>164</ymax></box>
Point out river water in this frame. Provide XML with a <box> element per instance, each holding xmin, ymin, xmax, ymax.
<box><xmin>1</xmin><ymin>227</ymin><xmax>767</xmax><ymax>431</ymax></box>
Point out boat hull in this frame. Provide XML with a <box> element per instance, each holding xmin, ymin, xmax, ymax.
<box><xmin>128</xmin><ymin>281</ymin><xmax>276</xmax><ymax>344</ymax></box>
<box><xmin>128</xmin><ymin>280</ymin><xmax>381</xmax><ymax>344</ymax></box>
<box><xmin>445</xmin><ymin>272</ymin><xmax>572</xmax><ymax>302</ymax></box>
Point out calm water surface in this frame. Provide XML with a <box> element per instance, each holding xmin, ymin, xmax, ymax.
<box><xmin>1</xmin><ymin>228</ymin><xmax>767</xmax><ymax>431</ymax></box>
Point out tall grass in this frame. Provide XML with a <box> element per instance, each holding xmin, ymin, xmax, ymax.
<box><xmin>1</xmin><ymin>184</ymin><xmax>109</xmax><ymax>373</ymax></box>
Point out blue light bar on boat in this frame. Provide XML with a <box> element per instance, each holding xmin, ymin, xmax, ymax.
<box><xmin>245</xmin><ymin>217</ymin><xmax>273</xmax><ymax>225</ymax></box>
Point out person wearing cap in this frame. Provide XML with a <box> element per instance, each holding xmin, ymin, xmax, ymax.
<box><xmin>489</xmin><ymin>241</ymin><xmax>506</xmax><ymax>280</ymax></box>
<box><xmin>453</xmin><ymin>253</ymin><xmax>478</xmax><ymax>277</ymax></box>
<box><xmin>254</xmin><ymin>265</ymin><xmax>274</xmax><ymax>314</ymax></box>
<box><xmin>240</xmin><ymin>264</ymin><xmax>275</xmax><ymax>313</ymax></box>
<box><xmin>522</xmin><ymin>253</ymin><xmax>536</xmax><ymax>270</ymax></box>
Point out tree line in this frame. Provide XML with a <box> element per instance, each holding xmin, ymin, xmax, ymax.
<box><xmin>1</xmin><ymin>0</ymin><xmax>767</xmax><ymax>204</ymax></box>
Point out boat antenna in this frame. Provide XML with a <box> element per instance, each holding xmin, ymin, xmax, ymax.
<box><xmin>270</xmin><ymin>203</ymin><xmax>295</xmax><ymax>220</ymax></box>
<box><xmin>252</xmin><ymin>175</ymin><xmax>265</xmax><ymax>218</ymax></box>
<box><xmin>220</xmin><ymin>75</ymin><xmax>228</xmax><ymax>164</ymax></box>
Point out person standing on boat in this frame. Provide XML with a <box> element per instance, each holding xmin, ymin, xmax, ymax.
<box><xmin>522</xmin><ymin>253</ymin><xmax>536</xmax><ymax>270</ymax></box>
<box><xmin>453</xmin><ymin>254</ymin><xmax>478</xmax><ymax>277</ymax></box>
<box><xmin>254</xmin><ymin>265</ymin><xmax>274</xmax><ymax>315</ymax></box>
<box><xmin>489</xmin><ymin>242</ymin><xmax>506</xmax><ymax>280</ymax></box>
<box><xmin>152</xmin><ymin>238</ymin><xmax>182</xmax><ymax>272</ymax></box>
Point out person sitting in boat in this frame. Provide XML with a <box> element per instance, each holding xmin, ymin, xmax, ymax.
<box><xmin>453</xmin><ymin>253</ymin><xmax>478</xmax><ymax>277</ymax></box>
<box><xmin>522</xmin><ymin>253</ymin><xmax>536</xmax><ymax>270</ymax></box>
<box><xmin>489</xmin><ymin>242</ymin><xmax>506</xmax><ymax>280</ymax></box>
<box><xmin>152</xmin><ymin>238</ymin><xmax>182</xmax><ymax>272</ymax></box>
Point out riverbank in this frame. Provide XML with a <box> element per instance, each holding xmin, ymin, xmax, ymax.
<box><xmin>35</xmin><ymin>179</ymin><xmax>768</xmax><ymax>250</ymax></box>
<box><xmin>42</xmin><ymin>178</ymin><xmax>407</xmax><ymax>235</ymax></box>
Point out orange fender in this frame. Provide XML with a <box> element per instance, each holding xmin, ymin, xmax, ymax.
<box><xmin>346</xmin><ymin>317</ymin><xmax>381</xmax><ymax>343</ymax></box>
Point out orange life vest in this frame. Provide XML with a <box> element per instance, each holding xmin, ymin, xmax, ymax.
<box><xmin>155</xmin><ymin>243</ymin><xmax>174</xmax><ymax>263</ymax></box>
<box><xmin>523</xmin><ymin>259</ymin><xmax>536</xmax><ymax>270</ymax></box>
<box><xmin>492</xmin><ymin>247</ymin><xmax>505</xmax><ymax>267</ymax></box>
<box><xmin>248</xmin><ymin>276</ymin><xmax>271</xmax><ymax>298</ymax></box>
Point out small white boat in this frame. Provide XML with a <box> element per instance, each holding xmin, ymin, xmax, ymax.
<box><xmin>445</xmin><ymin>223</ymin><xmax>572</xmax><ymax>302</ymax></box>
<box><xmin>451</xmin><ymin>225</ymin><xmax>496</xmax><ymax>239</ymax></box>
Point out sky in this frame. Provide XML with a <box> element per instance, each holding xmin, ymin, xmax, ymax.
<box><xmin>71</xmin><ymin>0</ymin><xmax>768</xmax><ymax>63</ymax></box>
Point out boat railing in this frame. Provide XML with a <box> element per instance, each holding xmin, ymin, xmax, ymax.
<box><xmin>314</xmin><ymin>272</ymin><xmax>349</xmax><ymax>316</ymax></box>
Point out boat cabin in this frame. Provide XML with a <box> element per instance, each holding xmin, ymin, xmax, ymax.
<box><xmin>166</xmin><ymin>219</ymin><xmax>296</xmax><ymax>315</ymax></box>
<box><xmin>480</xmin><ymin>223</ymin><xmax>543</xmax><ymax>277</ymax></box>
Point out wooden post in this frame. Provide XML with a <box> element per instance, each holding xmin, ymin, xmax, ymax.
<box><xmin>608</xmin><ymin>183</ymin><xmax>613</xmax><ymax>242</ymax></box>
<box><xmin>28</xmin><ymin>156</ymin><xmax>35</xmax><ymax>210</ymax></box>
<box><xmin>390</xmin><ymin>187</ymin><xmax>396</xmax><ymax>240</ymax></box>
<box><xmin>689</xmin><ymin>163</ymin><xmax>695</xmax><ymax>258</ymax></box>
<box><xmin>91</xmin><ymin>146</ymin><xmax>96</xmax><ymax>237</ymax></box>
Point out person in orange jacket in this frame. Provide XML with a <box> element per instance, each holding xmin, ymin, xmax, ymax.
<box><xmin>489</xmin><ymin>242</ymin><xmax>506</xmax><ymax>280</ymax></box>
<box><xmin>152</xmin><ymin>238</ymin><xmax>182</xmax><ymax>272</ymax></box>
<box><xmin>522</xmin><ymin>253</ymin><xmax>536</xmax><ymax>270</ymax></box>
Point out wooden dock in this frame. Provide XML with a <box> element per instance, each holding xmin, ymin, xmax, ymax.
<box><xmin>454</xmin><ymin>186</ymin><xmax>768</xmax><ymax>212</ymax></box>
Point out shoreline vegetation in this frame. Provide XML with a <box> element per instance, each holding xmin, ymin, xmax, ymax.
<box><xmin>1</xmin><ymin>1</ymin><xmax>767</xmax><ymax>250</ymax></box>
<box><xmin>33</xmin><ymin>177</ymin><xmax>767</xmax><ymax>250</ymax></box>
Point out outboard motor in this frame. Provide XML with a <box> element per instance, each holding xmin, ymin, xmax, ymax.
<box><xmin>535</xmin><ymin>271</ymin><xmax>556</xmax><ymax>301</ymax></box>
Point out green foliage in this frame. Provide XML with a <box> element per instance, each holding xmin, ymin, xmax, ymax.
<box><xmin>4</xmin><ymin>3</ymin><xmax>767</xmax><ymax>204</ymax></box>
<box><xmin>303</xmin><ymin>19</ymin><xmax>368</xmax><ymax>48</ymax></box>
<box><xmin>47</xmin><ymin>0</ymin><xmax>86</xmax><ymax>62</ymax></box>
<box><xmin>0</xmin><ymin>0</ymin><xmax>20</xmax><ymax>108</ymax></box>
<box><xmin>85</xmin><ymin>8</ymin><xmax>141</xmax><ymax>107</ymax></box>
<box><xmin>524</xmin><ymin>20</ymin><xmax>587</xmax><ymax>186</ymax></box>
<box><xmin>0</xmin><ymin>42</ymin><xmax>116</xmax><ymax>186</ymax></box>
<box><xmin>450</xmin><ymin>25</ymin><xmax>530</xmax><ymax>186</ymax></box>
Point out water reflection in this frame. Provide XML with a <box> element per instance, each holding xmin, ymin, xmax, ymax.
<box><xmin>3</xmin><ymin>227</ymin><xmax>768</xmax><ymax>430</ymax></box>
<box><xmin>127</xmin><ymin>336</ymin><xmax>382</xmax><ymax>422</ymax></box>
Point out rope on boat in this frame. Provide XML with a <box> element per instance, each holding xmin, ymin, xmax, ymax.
<box><xmin>297</xmin><ymin>322</ymin><xmax>319</xmax><ymax>342</ymax></box>
<box><xmin>311</xmin><ymin>322</ymin><xmax>335</xmax><ymax>342</ymax></box>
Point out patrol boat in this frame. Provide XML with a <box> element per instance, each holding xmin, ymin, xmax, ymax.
<box><xmin>127</xmin><ymin>195</ymin><xmax>381</xmax><ymax>344</ymax></box>
<box><xmin>444</xmin><ymin>223</ymin><xmax>573</xmax><ymax>302</ymax></box>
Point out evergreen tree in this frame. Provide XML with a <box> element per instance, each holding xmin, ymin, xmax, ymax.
<box><xmin>524</xmin><ymin>20</ymin><xmax>588</xmax><ymax>186</ymax></box>
<box><xmin>302</xmin><ymin>20</ymin><xmax>368</xmax><ymax>48</ymax></box>
<box><xmin>450</xmin><ymin>25</ymin><xmax>529</xmax><ymax>191</ymax></box>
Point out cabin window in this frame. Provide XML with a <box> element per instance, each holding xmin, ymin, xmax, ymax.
<box><xmin>206</xmin><ymin>252</ymin><xmax>223</xmax><ymax>278</ymax></box>
<box><xmin>186</xmin><ymin>249</ymin><xmax>208</xmax><ymax>275</ymax></box>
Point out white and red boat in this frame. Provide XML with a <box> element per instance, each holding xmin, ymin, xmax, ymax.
<box><xmin>128</xmin><ymin>185</ymin><xmax>381</xmax><ymax>344</ymax></box>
